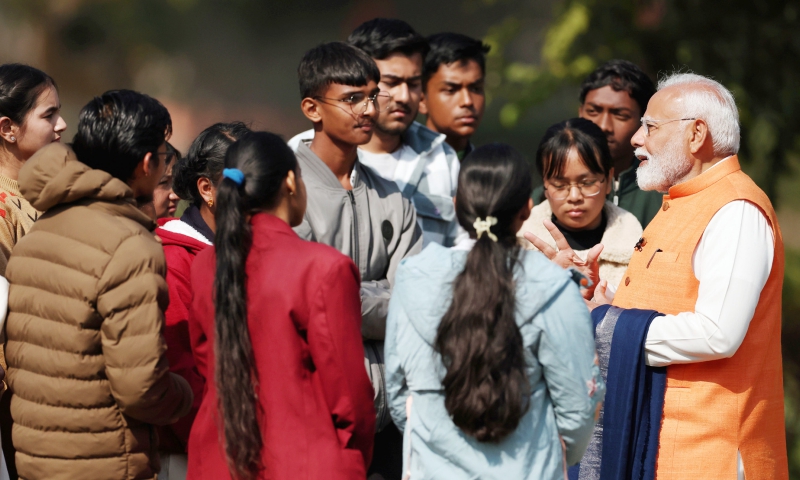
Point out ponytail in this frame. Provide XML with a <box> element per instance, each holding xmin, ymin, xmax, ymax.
<box><xmin>214</xmin><ymin>173</ymin><xmax>261</xmax><ymax>479</ymax></box>
<box><xmin>174</xmin><ymin>122</ymin><xmax>252</xmax><ymax>205</ymax></box>
<box><xmin>435</xmin><ymin>143</ymin><xmax>533</xmax><ymax>443</ymax></box>
<box><xmin>213</xmin><ymin>131</ymin><xmax>299</xmax><ymax>479</ymax></box>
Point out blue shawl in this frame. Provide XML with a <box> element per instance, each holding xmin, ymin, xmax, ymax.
<box><xmin>569</xmin><ymin>305</ymin><xmax>666</xmax><ymax>480</ymax></box>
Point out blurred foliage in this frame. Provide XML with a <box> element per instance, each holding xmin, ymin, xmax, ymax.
<box><xmin>487</xmin><ymin>0</ymin><xmax>800</xmax><ymax>210</ymax></box>
<box><xmin>785</xmin><ymin>249</ymin><xmax>800</xmax><ymax>478</ymax></box>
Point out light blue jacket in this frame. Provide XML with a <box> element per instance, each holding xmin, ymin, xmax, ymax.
<box><xmin>385</xmin><ymin>243</ymin><xmax>604</xmax><ymax>480</ymax></box>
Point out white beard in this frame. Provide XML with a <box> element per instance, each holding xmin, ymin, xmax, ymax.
<box><xmin>635</xmin><ymin>138</ymin><xmax>693</xmax><ymax>192</ymax></box>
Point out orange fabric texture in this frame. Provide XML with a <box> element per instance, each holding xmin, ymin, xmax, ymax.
<box><xmin>612</xmin><ymin>156</ymin><xmax>788</xmax><ymax>480</ymax></box>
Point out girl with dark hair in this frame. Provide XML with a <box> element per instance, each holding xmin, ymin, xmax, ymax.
<box><xmin>154</xmin><ymin>123</ymin><xmax>250</xmax><ymax>480</ymax></box>
<box><xmin>385</xmin><ymin>143</ymin><xmax>603</xmax><ymax>479</ymax></box>
<box><xmin>170</xmin><ymin>121</ymin><xmax>252</xmax><ymax>239</ymax></box>
<box><xmin>187</xmin><ymin>131</ymin><xmax>375</xmax><ymax>480</ymax></box>
<box><xmin>519</xmin><ymin>118</ymin><xmax>642</xmax><ymax>289</ymax></box>
<box><xmin>0</xmin><ymin>64</ymin><xmax>64</xmax><ymax>478</ymax></box>
<box><xmin>0</xmin><ymin>63</ymin><xmax>66</xmax><ymax>273</ymax></box>
<box><xmin>139</xmin><ymin>142</ymin><xmax>180</xmax><ymax>220</ymax></box>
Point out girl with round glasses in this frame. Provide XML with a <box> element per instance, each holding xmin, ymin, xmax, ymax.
<box><xmin>518</xmin><ymin>117</ymin><xmax>642</xmax><ymax>289</ymax></box>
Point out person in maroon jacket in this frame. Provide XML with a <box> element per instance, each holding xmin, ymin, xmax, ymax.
<box><xmin>187</xmin><ymin>131</ymin><xmax>375</xmax><ymax>480</ymax></box>
<box><xmin>154</xmin><ymin>122</ymin><xmax>251</xmax><ymax>480</ymax></box>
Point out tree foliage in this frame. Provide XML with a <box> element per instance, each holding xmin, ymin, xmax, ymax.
<box><xmin>488</xmin><ymin>0</ymin><xmax>800</xmax><ymax>209</ymax></box>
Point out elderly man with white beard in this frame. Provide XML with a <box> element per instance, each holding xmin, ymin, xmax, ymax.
<box><xmin>525</xmin><ymin>72</ymin><xmax>788</xmax><ymax>480</ymax></box>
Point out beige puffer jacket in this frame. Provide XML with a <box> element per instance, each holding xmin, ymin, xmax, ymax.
<box><xmin>518</xmin><ymin>200</ymin><xmax>643</xmax><ymax>290</ymax></box>
<box><xmin>4</xmin><ymin>143</ymin><xmax>193</xmax><ymax>480</ymax></box>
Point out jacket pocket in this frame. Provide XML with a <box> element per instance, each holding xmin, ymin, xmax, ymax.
<box><xmin>651</xmin><ymin>251</ymin><xmax>679</xmax><ymax>263</ymax></box>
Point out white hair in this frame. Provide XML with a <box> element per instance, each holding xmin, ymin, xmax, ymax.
<box><xmin>657</xmin><ymin>72</ymin><xmax>740</xmax><ymax>156</ymax></box>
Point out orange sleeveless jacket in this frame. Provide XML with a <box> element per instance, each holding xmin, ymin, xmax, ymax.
<box><xmin>612</xmin><ymin>157</ymin><xmax>788</xmax><ymax>480</ymax></box>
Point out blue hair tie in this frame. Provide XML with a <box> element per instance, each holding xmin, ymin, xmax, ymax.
<box><xmin>222</xmin><ymin>168</ymin><xmax>245</xmax><ymax>186</ymax></box>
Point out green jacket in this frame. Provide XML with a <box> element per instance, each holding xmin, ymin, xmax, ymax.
<box><xmin>532</xmin><ymin>158</ymin><xmax>663</xmax><ymax>228</ymax></box>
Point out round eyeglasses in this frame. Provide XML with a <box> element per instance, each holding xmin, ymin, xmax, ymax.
<box><xmin>545</xmin><ymin>177</ymin><xmax>606</xmax><ymax>201</ymax></box>
<box><xmin>314</xmin><ymin>92</ymin><xmax>391</xmax><ymax>115</ymax></box>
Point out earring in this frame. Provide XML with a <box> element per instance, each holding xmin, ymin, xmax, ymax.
<box><xmin>9</xmin><ymin>136</ymin><xmax>15</xmax><ymax>142</ymax></box>
<box><xmin>207</xmin><ymin>199</ymin><xmax>214</xmax><ymax>208</ymax></box>
<box><xmin>289</xmin><ymin>191</ymin><xmax>294</xmax><ymax>196</ymax></box>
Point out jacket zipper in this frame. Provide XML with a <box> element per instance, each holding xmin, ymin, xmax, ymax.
<box><xmin>347</xmin><ymin>190</ymin><xmax>360</xmax><ymax>271</ymax></box>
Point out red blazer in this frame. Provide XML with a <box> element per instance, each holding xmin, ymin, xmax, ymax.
<box><xmin>155</xmin><ymin>218</ymin><xmax>211</xmax><ymax>453</ymax></box>
<box><xmin>187</xmin><ymin>213</ymin><xmax>375</xmax><ymax>479</ymax></box>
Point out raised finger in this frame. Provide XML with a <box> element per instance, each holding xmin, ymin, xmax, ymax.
<box><xmin>542</xmin><ymin>219</ymin><xmax>572</xmax><ymax>253</ymax></box>
<box><xmin>585</xmin><ymin>243</ymin><xmax>604</xmax><ymax>265</ymax></box>
<box><xmin>523</xmin><ymin>231</ymin><xmax>558</xmax><ymax>259</ymax></box>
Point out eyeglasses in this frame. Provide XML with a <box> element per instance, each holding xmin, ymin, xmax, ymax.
<box><xmin>314</xmin><ymin>92</ymin><xmax>391</xmax><ymax>115</ymax></box>
<box><xmin>545</xmin><ymin>177</ymin><xmax>606</xmax><ymax>201</ymax></box>
<box><xmin>154</xmin><ymin>151</ymin><xmax>177</xmax><ymax>164</ymax></box>
<box><xmin>640</xmin><ymin>117</ymin><xmax>697</xmax><ymax>136</ymax></box>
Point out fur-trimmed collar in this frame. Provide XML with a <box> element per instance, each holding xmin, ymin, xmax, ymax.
<box><xmin>518</xmin><ymin>200</ymin><xmax>643</xmax><ymax>264</ymax></box>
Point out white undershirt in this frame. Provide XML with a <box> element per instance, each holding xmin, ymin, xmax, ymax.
<box><xmin>643</xmin><ymin>160</ymin><xmax>775</xmax><ymax>367</ymax></box>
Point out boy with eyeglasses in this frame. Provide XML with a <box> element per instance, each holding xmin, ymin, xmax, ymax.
<box><xmin>294</xmin><ymin>41</ymin><xmax>423</xmax><ymax>479</ymax></box>
<box><xmin>532</xmin><ymin>60</ymin><xmax>662</xmax><ymax>228</ymax></box>
<box><xmin>4</xmin><ymin>90</ymin><xmax>193</xmax><ymax>480</ymax></box>
<box><xmin>290</xmin><ymin>18</ymin><xmax>463</xmax><ymax>248</ymax></box>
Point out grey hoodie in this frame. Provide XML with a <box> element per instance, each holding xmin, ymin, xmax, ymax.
<box><xmin>293</xmin><ymin>140</ymin><xmax>423</xmax><ymax>429</ymax></box>
<box><xmin>288</xmin><ymin>121</ymin><xmax>463</xmax><ymax>247</ymax></box>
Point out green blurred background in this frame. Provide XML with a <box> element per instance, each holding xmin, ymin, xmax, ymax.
<box><xmin>2</xmin><ymin>0</ymin><xmax>800</xmax><ymax>475</ymax></box>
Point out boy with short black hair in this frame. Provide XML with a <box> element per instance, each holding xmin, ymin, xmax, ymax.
<box><xmin>294</xmin><ymin>41</ymin><xmax>423</xmax><ymax>478</ymax></box>
<box><xmin>579</xmin><ymin>60</ymin><xmax>662</xmax><ymax>227</ymax></box>
<box><xmin>347</xmin><ymin>17</ymin><xmax>430</xmax><ymax>63</ymax></box>
<box><xmin>290</xmin><ymin>19</ymin><xmax>463</xmax><ymax>248</ymax></box>
<box><xmin>5</xmin><ymin>90</ymin><xmax>193</xmax><ymax>480</ymax></box>
<box><xmin>530</xmin><ymin>60</ymin><xmax>662</xmax><ymax>227</ymax></box>
<box><xmin>420</xmin><ymin>32</ymin><xmax>491</xmax><ymax>159</ymax></box>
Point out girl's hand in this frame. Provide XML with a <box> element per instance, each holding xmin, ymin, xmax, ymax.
<box><xmin>523</xmin><ymin>219</ymin><xmax>603</xmax><ymax>300</ymax></box>
<box><xmin>593</xmin><ymin>280</ymin><xmax>612</xmax><ymax>304</ymax></box>
<box><xmin>584</xmin><ymin>280</ymin><xmax>612</xmax><ymax>311</ymax></box>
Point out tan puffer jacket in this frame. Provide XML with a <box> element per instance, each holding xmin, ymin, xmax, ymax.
<box><xmin>4</xmin><ymin>143</ymin><xmax>193</xmax><ymax>480</ymax></box>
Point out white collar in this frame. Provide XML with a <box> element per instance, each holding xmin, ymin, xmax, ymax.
<box><xmin>160</xmin><ymin>219</ymin><xmax>213</xmax><ymax>245</ymax></box>
<box><xmin>706</xmin><ymin>155</ymin><xmax>734</xmax><ymax>172</ymax></box>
